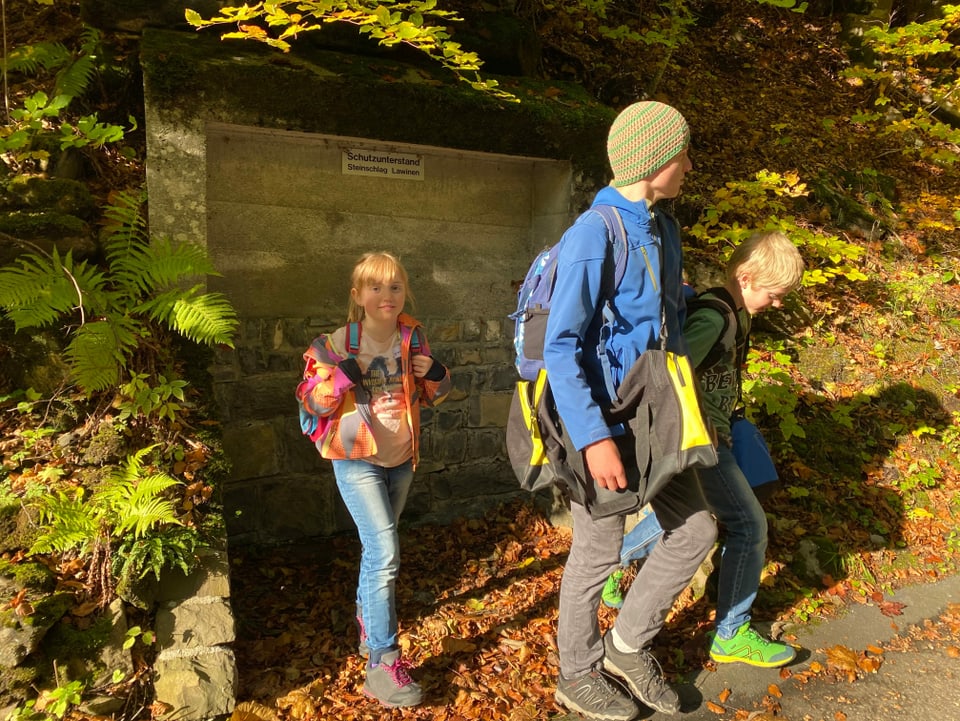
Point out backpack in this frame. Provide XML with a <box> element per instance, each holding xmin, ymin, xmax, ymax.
<box><xmin>506</xmin><ymin>205</ymin><xmax>629</xmax><ymax>493</ymax></box>
<box><xmin>510</xmin><ymin>205</ymin><xmax>629</xmax><ymax>383</ymax></box>
<box><xmin>297</xmin><ymin>321</ymin><xmax>423</xmax><ymax>442</ymax></box>
<box><xmin>686</xmin><ymin>288</ymin><xmax>779</xmax><ymax>489</ymax></box>
<box><xmin>684</xmin><ymin>286</ymin><xmax>745</xmax><ymax>374</ymax></box>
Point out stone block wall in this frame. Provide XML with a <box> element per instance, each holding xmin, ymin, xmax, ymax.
<box><xmin>139</xmin><ymin>28</ymin><xmax>614</xmax><ymax>546</ymax></box>
<box><xmin>213</xmin><ymin>313</ymin><xmax>525</xmax><ymax>545</ymax></box>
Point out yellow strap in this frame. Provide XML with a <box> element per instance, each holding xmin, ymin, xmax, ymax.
<box><xmin>667</xmin><ymin>352</ymin><xmax>713</xmax><ymax>450</ymax></box>
<box><xmin>518</xmin><ymin>370</ymin><xmax>551</xmax><ymax>466</ymax></box>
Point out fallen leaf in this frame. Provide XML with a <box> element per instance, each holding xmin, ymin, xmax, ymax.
<box><xmin>706</xmin><ymin>700</ymin><xmax>726</xmax><ymax>714</ymax></box>
<box><xmin>230</xmin><ymin>701</ymin><xmax>280</xmax><ymax>721</ymax></box>
<box><xmin>879</xmin><ymin>600</ymin><xmax>906</xmax><ymax>617</ymax></box>
<box><xmin>719</xmin><ymin>687</ymin><xmax>732</xmax><ymax>703</ymax></box>
<box><xmin>441</xmin><ymin>636</ymin><xmax>478</xmax><ymax>654</ymax></box>
<box><xmin>767</xmin><ymin>683</ymin><xmax>782</xmax><ymax>698</ymax></box>
<box><xmin>825</xmin><ymin>645</ymin><xmax>859</xmax><ymax>673</ymax></box>
<box><xmin>72</xmin><ymin>600</ymin><xmax>99</xmax><ymax>617</ymax></box>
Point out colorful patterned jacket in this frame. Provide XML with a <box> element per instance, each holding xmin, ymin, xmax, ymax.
<box><xmin>296</xmin><ymin>313</ymin><xmax>451</xmax><ymax>467</ymax></box>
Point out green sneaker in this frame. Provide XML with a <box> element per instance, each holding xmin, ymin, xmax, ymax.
<box><xmin>601</xmin><ymin>569</ymin><xmax>625</xmax><ymax>609</ymax></box>
<box><xmin>709</xmin><ymin>624</ymin><xmax>796</xmax><ymax>668</ymax></box>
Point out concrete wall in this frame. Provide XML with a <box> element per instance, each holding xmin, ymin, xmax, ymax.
<box><xmin>141</xmin><ymin>29</ymin><xmax>613</xmax><ymax>545</ymax></box>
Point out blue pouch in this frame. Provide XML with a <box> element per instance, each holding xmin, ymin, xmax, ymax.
<box><xmin>730</xmin><ymin>415</ymin><xmax>778</xmax><ymax>488</ymax></box>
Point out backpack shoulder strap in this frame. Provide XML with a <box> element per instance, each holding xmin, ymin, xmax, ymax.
<box><xmin>589</xmin><ymin>205</ymin><xmax>629</xmax><ymax>294</ymax></box>
<box><xmin>410</xmin><ymin>326</ymin><xmax>424</xmax><ymax>356</ymax></box>
<box><xmin>589</xmin><ymin>205</ymin><xmax>631</xmax><ymax>401</ymax></box>
<box><xmin>345</xmin><ymin>322</ymin><xmax>361</xmax><ymax>356</ymax></box>
<box><xmin>687</xmin><ymin>287</ymin><xmax>742</xmax><ymax>373</ymax></box>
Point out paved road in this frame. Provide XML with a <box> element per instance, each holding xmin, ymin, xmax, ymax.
<box><xmin>556</xmin><ymin>573</ymin><xmax>960</xmax><ymax>720</ymax></box>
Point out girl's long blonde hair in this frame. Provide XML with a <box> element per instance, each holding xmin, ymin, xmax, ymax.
<box><xmin>347</xmin><ymin>251</ymin><xmax>416</xmax><ymax>322</ymax></box>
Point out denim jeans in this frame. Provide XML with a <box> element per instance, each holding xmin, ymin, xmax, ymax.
<box><xmin>619</xmin><ymin>505</ymin><xmax>661</xmax><ymax>566</ymax></box>
<box><xmin>697</xmin><ymin>444</ymin><xmax>768</xmax><ymax>639</ymax></box>
<box><xmin>333</xmin><ymin>459</ymin><xmax>414</xmax><ymax>662</ymax></box>
<box><xmin>557</xmin><ymin>467</ymin><xmax>716</xmax><ymax>678</ymax></box>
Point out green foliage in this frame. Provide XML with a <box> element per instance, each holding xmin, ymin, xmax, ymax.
<box><xmin>689</xmin><ymin>170</ymin><xmax>869</xmax><ymax>285</ymax></box>
<box><xmin>0</xmin><ymin>191</ymin><xmax>238</xmax><ymax>395</ymax></box>
<box><xmin>842</xmin><ymin>5</ymin><xmax>960</xmax><ymax>166</ymax></box>
<box><xmin>117</xmin><ymin>373</ymin><xmax>188</xmax><ymax>422</ymax></box>
<box><xmin>742</xmin><ymin>346</ymin><xmax>805</xmax><ymax>442</ymax></box>
<box><xmin>115</xmin><ymin>524</ymin><xmax>201</xmax><ymax>585</ymax></box>
<box><xmin>4</xmin><ymin>41</ymin><xmax>73</xmax><ymax>77</ymax></box>
<box><xmin>755</xmin><ymin>0</ymin><xmax>807</xmax><ymax>8</ymax></box>
<box><xmin>122</xmin><ymin>625</ymin><xmax>155</xmax><ymax>650</ymax></box>
<box><xmin>27</xmin><ymin>445</ymin><xmax>203</xmax><ymax>603</ymax></box>
<box><xmin>8</xmin><ymin>678</ymin><xmax>84</xmax><ymax>721</ymax></box>
<box><xmin>885</xmin><ymin>269</ymin><xmax>957</xmax><ymax>323</ymax></box>
<box><xmin>185</xmin><ymin>0</ymin><xmax>517</xmax><ymax>102</ymax></box>
<box><xmin>0</xmin><ymin>26</ymin><xmax>134</xmax><ymax>172</ymax></box>
<box><xmin>30</xmin><ymin>446</ymin><xmax>182</xmax><ymax>559</ymax></box>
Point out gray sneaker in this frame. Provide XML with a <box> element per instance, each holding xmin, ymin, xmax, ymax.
<box><xmin>602</xmin><ymin>634</ymin><xmax>680</xmax><ymax>715</ymax></box>
<box><xmin>363</xmin><ymin>650</ymin><xmax>422</xmax><ymax>707</ymax></box>
<box><xmin>554</xmin><ymin>669</ymin><xmax>639</xmax><ymax>721</ymax></box>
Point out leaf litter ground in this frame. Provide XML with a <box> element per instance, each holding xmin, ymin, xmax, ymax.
<box><xmin>228</xmin><ymin>483</ymin><xmax>960</xmax><ymax>721</ymax></box>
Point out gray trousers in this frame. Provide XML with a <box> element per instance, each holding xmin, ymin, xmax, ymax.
<box><xmin>558</xmin><ymin>468</ymin><xmax>717</xmax><ymax>678</ymax></box>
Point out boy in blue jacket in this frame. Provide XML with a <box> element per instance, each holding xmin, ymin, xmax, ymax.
<box><xmin>545</xmin><ymin>101</ymin><xmax>717</xmax><ymax>720</ymax></box>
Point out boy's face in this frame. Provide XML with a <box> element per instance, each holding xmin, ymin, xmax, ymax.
<box><xmin>648</xmin><ymin>148</ymin><xmax>692</xmax><ymax>201</ymax></box>
<box><xmin>740</xmin><ymin>277</ymin><xmax>789</xmax><ymax>315</ymax></box>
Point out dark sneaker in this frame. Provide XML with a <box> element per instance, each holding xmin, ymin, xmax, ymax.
<box><xmin>602</xmin><ymin>569</ymin><xmax>625</xmax><ymax>609</ymax></box>
<box><xmin>555</xmin><ymin>670</ymin><xmax>638</xmax><ymax>721</ymax></box>
<box><xmin>602</xmin><ymin>634</ymin><xmax>680</xmax><ymax>715</ymax></box>
<box><xmin>709</xmin><ymin>624</ymin><xmax>796</xmax><ymax>668</ymax></box>
<box><xmin>363</xmin><ymin>650</ymin><xmax>422</xmax><ymax>707</ymax></box>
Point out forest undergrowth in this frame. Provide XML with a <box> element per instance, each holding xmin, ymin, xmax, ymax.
<box><xmin>2</xmin><ymin>0</ymin><xmax>960</xmax><ymax>720</ymax></box>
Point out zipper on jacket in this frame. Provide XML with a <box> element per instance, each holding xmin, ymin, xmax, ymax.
<box><xmin>638</xmin><ymin>245</ymin><xmax>658</xmax><ymax>292</ymax></box>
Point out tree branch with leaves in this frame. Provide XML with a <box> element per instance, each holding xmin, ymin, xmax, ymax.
<box><xmin>185</xmin><ymin>0</ymin><xmax>518</xmax><ymax>102</ymax></box>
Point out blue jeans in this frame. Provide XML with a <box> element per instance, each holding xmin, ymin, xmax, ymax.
<box><xmin>333</xmin><ymin>459</ymin><xmax>414</xmax><ymax>663</ymax></box>
<box><xmin>618</xmin><ymin>445</ymin><xmax>769</xmax><ymax>640</ymax></box>
<box><xmin>619</xmin><ymin>505</ymin><xmax>661</xmax><ymax>565</ymax></box>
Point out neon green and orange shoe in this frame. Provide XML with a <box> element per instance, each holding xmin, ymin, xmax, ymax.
<box><xmin>708</xmin><ymin>624</ymin><xmax>796</xmax><ymax>668</ymax></box>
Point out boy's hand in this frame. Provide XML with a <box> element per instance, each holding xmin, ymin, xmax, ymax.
<box><xmin>584</xmin><ymin>438</ymin><xmax>628</xmax><ymax>490</ymax></box>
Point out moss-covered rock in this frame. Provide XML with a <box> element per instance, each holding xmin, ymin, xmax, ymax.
<box><xmin>1</xmin><ymin>176</ymin><xmax>97</xmax><ymax>218</ymax></box>
<box><xmin>0</xmin><ymin>560</ymin><xmax>55</xmax><ymax>594</ymax></box>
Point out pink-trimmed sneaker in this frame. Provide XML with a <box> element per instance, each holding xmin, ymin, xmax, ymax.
<box><xmin>363</xmin><ymin>650</ymin><xmax>422</xmax><ymax>707</ymax></box>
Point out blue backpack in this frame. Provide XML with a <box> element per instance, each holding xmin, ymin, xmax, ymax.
<box><xmin>505</xmin><ymin>206</ymin><xmax>630</xmax><ymax>495</ymax></box>
<box><xmin>509</xmin><ymin>205</ymin><xmax>629</xmax><ymax>386</ymax></box>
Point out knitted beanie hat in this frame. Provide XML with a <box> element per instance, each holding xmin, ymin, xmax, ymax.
<box><xmin>607</xmin><ymin>101</ymin><xmax>690</xmax><ymax>187</ymax></box>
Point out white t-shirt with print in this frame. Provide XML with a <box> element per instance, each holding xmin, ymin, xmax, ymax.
<box><xmin>331</xmin><ymin>326</ymin><xmax>412</xmax><ymax>467</ymax></box>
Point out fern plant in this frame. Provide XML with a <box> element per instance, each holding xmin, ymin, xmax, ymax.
<box><xmin>29</xmin><ymin>445</ymin><xmax>201</xmax><ymax>605</ymax></box>
<box><xmin>0</xmin><ymin>190</ymin><xmax>238</xmax><ymax>394</ymax></box>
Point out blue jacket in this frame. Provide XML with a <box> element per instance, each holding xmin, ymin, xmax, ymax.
<box><xmin>543</xmin><ymin>186</ymin><xmax>688</xmax><ymax>451</ymax></box>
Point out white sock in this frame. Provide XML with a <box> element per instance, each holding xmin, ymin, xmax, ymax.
<box><xmin>611</xmin><ymin>627</ymin><xmax>639</xmax><ymax>654</ymax></box>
